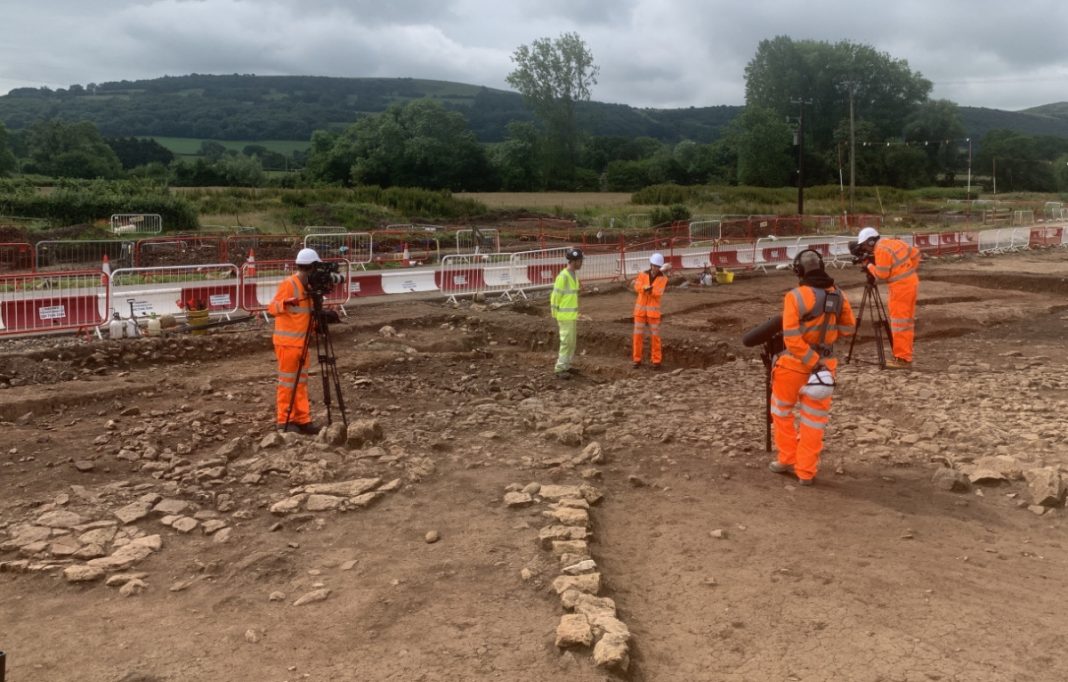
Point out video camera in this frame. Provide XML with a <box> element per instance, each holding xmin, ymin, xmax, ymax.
<box><xmin>307</xmin><ymin>260</ymin><xmax>344</xmax><ymax>297</ymax></box>
<box><xmin>847</xmin><ymin>240</ymin><xmax>873</xmax><ymax>266</ymax></box>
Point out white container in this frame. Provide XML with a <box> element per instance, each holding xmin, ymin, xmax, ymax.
<box><xmin>147</xmin><ymin>315</ymin><xmax>162</xmax><ymax>337</ymax></box>
<box><xmin>125</xmin><ymin>318</ymin><xmax>140</xmax><ymax>339</ymax></box>
<box><xmin>108</xmin><ymin>313</ymin><xmax>125</xmax><ymax>340</ymax></box>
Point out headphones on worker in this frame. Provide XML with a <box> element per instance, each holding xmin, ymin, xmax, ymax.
<box><xmin>792</xmin><ymin>248</ymin><xmax>825</xmax><ymax>277</ymax></box>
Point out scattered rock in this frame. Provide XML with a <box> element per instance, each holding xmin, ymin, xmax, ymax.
<box><xmin>119</xmin><ymin>578</ymin><xmax>148</xmax><ymax>597</ymax></box>
<box><xmin>1025</xmin><ymin>467</ymin><xmax>1065</xmax><ymax>507</ymax></box>
<box><xmin>504</xmin><ymin>492</ymin><xmax>534</xmax><ymax>508</ymax></box>
<box><xmin>593</xmin><ymin>633</ymin><xmax>630</xmax><ymax>670</ymax></box>
<box><xmin>555</xmin><ymin>614</ymin><xmax>593</xmax><ymax>648</ymax></box>
<box><xmin>292</xmin><ymin>588</ymin><xmax>331</xmax><ymax>606</ymax></box>
<box><xmin>932</xmin><ymin>468</ymin><xmax>971</xmax><ymax>492</ymax></box>
<box><xmin>64</xmin><ymin>565</ymin><xmax>105</xmax><ymax>583</ymax></box>
<box><xmin>425</xmin><ymin>530</ymin><xmax>441</xmax><ymax>544</ymax></box>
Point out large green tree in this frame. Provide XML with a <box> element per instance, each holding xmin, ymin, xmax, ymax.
<box><xmin>25</xmin><ymin>120</ymin><xmax>123</xmax><ymax>179</ymax></box>
<box><xmin>726</xmin><ymin>106</ymin><xmax>794</xmax><ymax>187</ymax></box>
<box><xmin>506</xmin><ymin>32</ymin><xmax>599</xmax><ymax>188</ymax></box>
<box><xmin>903</xmin><ymin>99</ymin><xmax>966</xmax><ymax>184</ymax></box>
<box><xmin>305</xmin><ymin>99</ymin><xmax>494</xmax><ymax>190</ymax></box>
<box><xmin>745</xmin><ymin>37</ymin><xmax>932</xmax><ymax>185</ymax></box>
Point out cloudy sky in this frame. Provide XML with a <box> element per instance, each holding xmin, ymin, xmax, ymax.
<box><xmin>3</xmin><ymin>0</ymin><xmax>1066</xmax><ymax>111</ymax></box>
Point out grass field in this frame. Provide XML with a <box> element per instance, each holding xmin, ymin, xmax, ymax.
<box><xmin>148</xmin><ymin>137</ymin><xmax>310</xmax><ymax>156</ymax></box>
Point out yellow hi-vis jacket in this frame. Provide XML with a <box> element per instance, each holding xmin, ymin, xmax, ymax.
<box><xmin>551</xmin><ymin>267</ymin><xmax>580</xmax><ymax>321</ymax></box>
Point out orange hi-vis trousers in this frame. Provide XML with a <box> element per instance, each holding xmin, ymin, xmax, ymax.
<box><xmin>771</xmin><ymin>361</ymin><xmax>835</xmax><ymax>481</ymax></box>
<box><xmin>632</xmin><ymin>314</ymin><xmax>662</xmax><ymax>364</ymax></box>
<box><xmin>275</xmin><ymin>344</ymin><xmax>311</xmax><ymax>425</ymax></box>
<box><xmin>888</xmin><ymin>279</ymin><xmax>918</xmax><ymax>362</ymax></box>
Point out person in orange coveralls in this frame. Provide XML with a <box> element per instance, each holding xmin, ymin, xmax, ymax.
<box><xmin>768</xmin><ymin>249</ymin><xmax>856</xmax><ymax>486</ymax></box>
<box><xmin>856</xmin><ymin>226</ymin><xmax>920</xmax><ymax>368</ymax></box>
<box><xmin>268</xmin><ymin>247</ymin><xmax>321</xmax><ymax>435</ymax></box>
<box><xmin>632</xmin><ymin>252</ymin><xmax>669</xmax><ymax>369</ymax></box>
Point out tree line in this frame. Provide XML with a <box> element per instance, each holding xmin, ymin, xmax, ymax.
<box><xmin>1</xmin><ymin>36</ymin><xmax>1068</xmax><ymax>193</ymax></box>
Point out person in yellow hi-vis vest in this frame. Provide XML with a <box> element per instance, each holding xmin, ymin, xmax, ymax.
<box><xmin>632</xmin><ymin>252</ymin><xmax>669</xmax><ymax>369</ymax></box>
<box><xmin>550</xmin><ymin>247</ymin><xmax>583</xmax><ymax>380</ymax></box>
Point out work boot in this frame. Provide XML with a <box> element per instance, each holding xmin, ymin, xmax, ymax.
<box><xmin>652</xmin><ymin>363</ymin><xmax>661</xmax><ymax>371</ymax></box>
<box><xmin>884</xmin><ymin>357</ymin><xmax>913</xmax><ymax>370</ymax></box>
<box><xmin>797</xmin><ymin>477</ymin><xmax>815</xmax><ymax>487</ymax></box>
<box><xmin>768</xmin><ymin>460</ymin><xmax>795</xmax><ymax>475</ymax></box>
<box><xmin>632</xmin><ymin>362</ymin><xmax>641</xmax><ymax>369</ymax></box>
<box><xmin>281</xmin><ymin>422</ymin><xmax>318</xmax><ymax>435</ymax></box>
<box><xmin>555</xmin><ymin>371</ymin><xmax>571</xmax><ymax>381</ymax></box>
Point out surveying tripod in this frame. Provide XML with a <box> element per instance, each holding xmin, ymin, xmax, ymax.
<box><xmin>283</xmin><ymin>291</ymin><xmax>349</xmax><ymax>430</ymax></box>
<box><xmin>845</xmin><ymin>274</ymin><xmax>894</xmax><ymax>368</ymax></box>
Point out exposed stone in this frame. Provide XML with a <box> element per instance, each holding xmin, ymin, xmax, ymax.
<box><xmin>552</xmin><ymin>573</ymin><xmax>601</xmax><ymax>595</ymax></box>
<box><xmin>269</xmin><ymin>591</ymin><xmax>286</xmax><ymax>602</ymax></box>
<box><xmin>539</xmin><ymin>525</ymin><xmax>588</xmax><ymax>549</ymax></box>
<box><xmin>538</xmin><ymin>485</ymin><xmax>583</xmax><ymax>501</ymax></box>
<box><xmin>545</xmin><ymin>423</ymin><xmax>583</xmax><ymax>446</ymax></box>
<box><xmin>114</xmin><ymin>502</ymin><xmax>152</xmax><ymax>525</ymax></box>
<box><xmin>504</xmin><ymin>492</ymin><xmax>534</xmax><ymax>508</ymax></box>
<box><xmin>543</xmin><ymin>507</ymin><xmax>589</xmax><ymax>527</ymax></box>
<box><xmin>562</xmin><ymin>559</ymin><xmax>597</xmax><ymax>575</ymax></box>
<box><xmin>106</xmin><ymin>572</ymin><xmax>149</xmax><ymax>587</ymax></box>
<box><xmin>292</xmin><ymin>588</ymin><xmax>331</xmax><ymax>606</ymax></box>
<box><xmin>551</xmin><ymin>540</ymin><xmax>589</xmax><ymax>557</ymax></box>
<box><xmin>425</xmin><ymin>530</ymin><xmax>441</xmax><ymax>544</ymax></box>
<box><xmin>64</xmin><ymin>565</ymin><xmax>105</xmax><ymax>583</ymax></box>
<box><xmin>932</xmin><ymin>468</ymin><xmax>971</xmax><ymax>492</ymax></box>
<box><xmin>302</xmin><ymin>478</ymin><xmax>382</xmax><ymax>497</ymax></box>
<box><xmin>259</xmin><ymin>432</ymin><xmax>285</xmax><ymax>449</ymax></box>
<box><xmin>152</xmin><ymin>499</ymin><xmax>190</xmax><ymax>516</ymax></box>
<box><xmin>172</xmin><ymin>517</ymin><xmax>199</xmax><ymax>534</ymax></box>
<box><xmin>73</xmin><ymin>460</ymin><xmax>95</xmax><ymax>472</ymax></box>
<box><xmin>555</xmin><ymin>614</ymin><xmax>593</xmax><ymax>648</ymax></box>
<box><xmin>35</xmin><ymin>510</ymin><xmax>86</xmax><ymax>529</ymax></box>
<box><xmin>321</xmin><ymin>422</ymin><xmax>347</xmax><ymax>447</ymax></box>
<box><xmin>349</xmin><ymin>492</ymin><xmax>383</xmax><ymax>508</ymax></box>
<box><xmin>201</xmin><ymin>520</ymin><xmax>227</xmax><ymax>535</ymax></box>
<box><xmin>590</xmin><ymin>615</ymin><xmax>631</xmax><ymax>640</ymax></box>
<box><xmin>305</xmin><ymin>494</ymin><xmax>344</xmax><ymax>512</ymax></box>
<box><xmin>119</xmin><ymin>578</ymin><xmax>148</xmax><ymax>597</ymax></box>
<box><xmin>571</xmin><ymin>593</ymin><xmax>617</xmax><ymax>621</ymax></box>
<box><xmin>78</xmin><ymin>527</ymin><xmax>117</xmax><ymax>546</ymax></box>
<box><xmin>574</xmin><ymin>441</ymin><xmax>604</xmax><ymax>464</ymax></box>
<box><xmin>1025</xmin><ymin>467</ymin><xmax>1065</xmax><ymax>507</ymax></box>
<box><xmin>593</xmin><ymin>633</ymin><xmax>630</xmax><ymax>670</ymax></box>
<box><xmin>88</xmin><ymin>534</ymin><xmax>162</xmax><ymax>570</ymax></box>
<box><xmin>212</xmin><ymin>527</ymin><xmax>233</xmax><ymax>544</ymax></box>
<box><xmin>346</xmin><ymin>420</ymin><xmax>383</xmax><ymax>448</ymax></box>
<box><xmin>269</xmin><ymin>495</ymin><xmax>307</xmax><ymax>515</ymax></box>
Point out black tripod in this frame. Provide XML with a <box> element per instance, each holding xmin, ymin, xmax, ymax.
<box><xmin>284</xmin><ymin>292</ymin><xmax>348</xmax><ymax>430</ymax></box>
<box><xmin>845</xmin><ymin>275</ymin><xmax>894</xmax><ymax>368</ymax></box>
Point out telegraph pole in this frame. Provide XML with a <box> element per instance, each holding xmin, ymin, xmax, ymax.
<box><xmin>846</xmin><ymin>82</ymin><xmax>857</xmax><ymax>214</ymax></box>
<box><xmin>791</xmin><ymin>97</ymin><xmax>813</xmax><ymax>215</ymax></box>
<box><xmin>965</xmin><ymin>138</ymin><xmax>972</xmax><ymax>201</ymax></box>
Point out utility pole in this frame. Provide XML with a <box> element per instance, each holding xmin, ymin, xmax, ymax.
<box><xmin>791</xmin><ymin>97</ymin><xmax>813</xmax><ymax>215</ymax></box>
<box><xmin>965</xmin><ymin>138</ymin><xmax>972</xmax><ymax>201</ymax></box>
<box><xmin>846</xmin><ymin>82</ymin><xmax>857</xmax><ymax>215</ymax></box>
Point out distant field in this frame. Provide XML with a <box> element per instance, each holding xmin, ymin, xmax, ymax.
<box><xmin>148</xmin><ymin>137</ymin><xmax>310</xmax><ymax>156</ymax></box>
<box><xmin>456</xmin><ymin>192</ymin><xmax>634</xmax><ymax>209</ymax></box>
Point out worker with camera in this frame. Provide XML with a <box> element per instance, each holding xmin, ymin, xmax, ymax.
<box><xmin>855</xmin><ymin>227</ymin><xmax>920</xmax><ymax>368</ymax></box>
<box><xmin>768</xmin><ymin>249</ymin><xmax>856</xmax><ymax>486</ymax></box>
<box><xmin>267</xmin><ymin>247</ymin><xmax>321</xmax><ymax>434</ymax></box>
<box><xmin>632</xmin><ymin>252</ymin><xmax>668</xmax><ymax>369</ymax></box>
<box><xmin>551</xmin><ymin>247</ymin><xmax>584</xmax><ymax>379</ymax></box>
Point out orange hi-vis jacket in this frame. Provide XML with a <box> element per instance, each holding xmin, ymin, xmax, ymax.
<box><xmin>269</xmin><ymin>274</ymin><xmax>312</xmax><ymax>347</ymax></box>
<box><xmin>779</xmin><ymin>285</ymin><xmax>856</xmax><ymax>374</ymax></box>
<box><xmin>633</xmin><ymin>270</ymin><xmax>668</xmax><ymax>318</ymax></box>
<box><xmin>867</xmin><ymin>238</ymin><xmax>920</xmax><ymax>284</ymax></box>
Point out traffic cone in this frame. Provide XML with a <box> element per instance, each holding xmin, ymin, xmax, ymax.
<box><xmin>246</xmin><ymin>248</ymin><xmax>257</xmax><ymax>277</ymax></box>
<box><xmin>101</xmin><ymin>253</ymin><xmax>111</xmax><ymax>285</ymax></box>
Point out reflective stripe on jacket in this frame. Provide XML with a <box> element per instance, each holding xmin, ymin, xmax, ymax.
<box><xmin>867</xmin><ymin>238</ymin><xmax>920</xmax><ymax>284</ymax></box>
<box><xmin>779</xmin><ymin>285</ymin><xmax>856</xmax><ymax>373</ymax></box>
<box><xmin>551</xmin><ymin>268</ymin><xmax>580</xmax><ymax>321</ymax></box>
<box><xmin>269</xmin><ymin>274</ymin><xmax>312</xmax><ymax>347</ymax></box>
<box><xmin>633</xmin><ymin>269</ymin><xmax>668</xmax><ymax>318</ymax></box>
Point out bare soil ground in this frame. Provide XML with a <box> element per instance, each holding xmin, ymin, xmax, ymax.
<box><xmin>2</xmin><ymin>249</ymin><xmax>1068</xmax><ymax>682</ymax></box>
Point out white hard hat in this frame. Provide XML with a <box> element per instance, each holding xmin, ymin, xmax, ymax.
<box><xmin>857</xmin><ymin>227</ymin><xmax>880</xmax><ymax>243</ymax></box>
<box><xmin>295</xmin><ymin>248</ymin><xmax>321</xmax><ymax>265</ymax></box>
<box><xmin>649</xmin><ymin>252</ymin><xmax>665</xmax><ymax>267</ymax></box>
<box><xmin>800</xmin><ymin>368</ymin><xmax>835</xmax><ymax>400</ymax></box>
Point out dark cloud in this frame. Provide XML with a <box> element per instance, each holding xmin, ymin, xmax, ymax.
<box><xmin>0</xmin><ymin>0</ymin><xmax>1064</xmax><ymax>110</ymax></box>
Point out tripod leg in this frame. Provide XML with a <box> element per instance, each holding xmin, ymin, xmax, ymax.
<box><xmin>846</xmin><ymin>285</ymin><xmax>869</xmax><ymax>364</ymax></box>
<box><xmin>765</xmin><ymin>362</ymin><xmax>772</xmax><ymax>453</ymax></box>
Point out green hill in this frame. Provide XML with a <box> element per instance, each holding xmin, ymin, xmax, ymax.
<box><xmin>2</xmin><ymin>74</ymin><xmax>1067</xmax><ymax>147</ymax></box>
<box><xmin>0</xmin><ymin>73</ymin><xmax>740</xmax><ymax>144</ymax></box>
